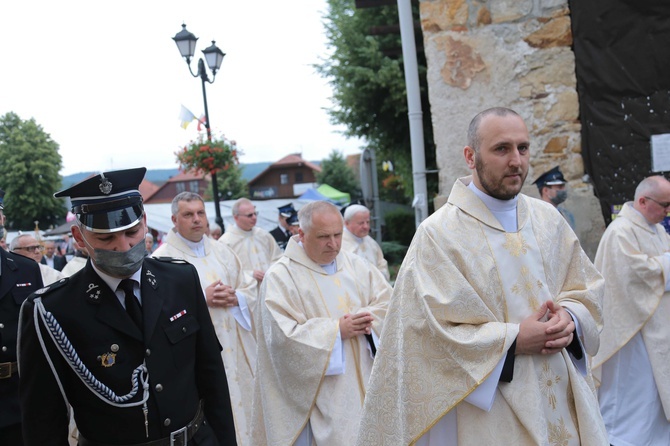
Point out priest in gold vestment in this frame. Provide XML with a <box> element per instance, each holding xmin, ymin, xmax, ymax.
<box><xmin>251</xmin><ymin>201</ymin><xmax>392</xmax><ymax>446</ymax></box>
<box><xmin>152</xmin><ymin>192</ymin><xmax>257</xmax><ymax>446</ymax></box>
<box><xmin>341</xmin><ymin>204</ymin><xmax>390</xmax><ymax>282</ymax></box>
<box><xmin>356</xmin><ymin>107</ymin><xmax>607</xmax><ymax>446</ymax></box>
<box><xmin>219</xmin><ymin>198</ymin><xmax>282</xmax><ymax>286</ymax></box>
<box><xmin>592</xmin><ymin>175</ymin><xmax>670</xmax><ymax>445</ymax></box>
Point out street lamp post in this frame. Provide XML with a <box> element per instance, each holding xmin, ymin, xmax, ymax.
<box><xmin>172</xmin><ymin>24</ymin><xmax>227</xmax><ymax>232</ymax></box>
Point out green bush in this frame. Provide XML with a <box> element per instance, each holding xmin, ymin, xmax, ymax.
<box><xmin>381</xmin><ymin>241</ymin><xmax>409</xmax><ymax>265</ymax></box>
<box><xmin>384</xmin><ymin>209</ymin><xmax>415</xmax><ymax>246</ymax></box>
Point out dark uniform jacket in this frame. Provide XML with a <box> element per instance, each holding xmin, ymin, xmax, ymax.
<box><xmin>269</xmin><ymin>226</ymin><xmax>291</xmax><ymax>251</ymax></box>
<box><xmin>41</xmin><ymin>254</ymin><xmax>67</xmax><ymax>271</ymax></box>
<box><xmin>19</xmin><ymin>257</ymin><xmax>236</xmax><ymax>445</ymax></box>
<box><xmin>0</xmin><ymin>249</ymin><xmax>43</xmax><ymax>430</ymax></box>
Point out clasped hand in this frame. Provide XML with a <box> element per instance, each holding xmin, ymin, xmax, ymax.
<box><xmin>205</xmin><ymin>280</ymin><xmax>239</xmax><ymax>308</ymax></box>
<box><xmin>339</xmin><ymin>312</ymin><xmax>374</xmax><ymax>340</ymax></box>
<box><xmin>516</xmin><ymin>300</ymin><xmax>575</xmax><ymax>355</ymax></box>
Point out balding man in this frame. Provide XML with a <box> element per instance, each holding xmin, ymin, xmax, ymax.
<box><xmin>219</xmin><ymin>198</ymin><xmax>281</xmax><ymax>285</ymax></box>
<box><xmin>342</xmin><ymin>204</ymin><xmax>390</xmax><ymax>281</ymax></box>
<box><xmin>593</xmin><ymin>175</ymin><xmax>670</xmax><ymax>445</ymax></box>
<box><xmin>10</xmin><ymin>235</ymin><xmax>64</xmax><ymax>286</ymax></box>
<box><xmin>251</xmin><ymin>200</ymin><xmax>391</xmax><ymax>446</ymax></box>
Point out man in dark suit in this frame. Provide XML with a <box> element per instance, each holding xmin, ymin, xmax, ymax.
<box><xmin>0</xmin><ymin>188</ymin><xmax>44</xmax><ymax>446</ymax></box>
<box><xmin>19</xmin><ymin>168</ymin><xmax>237</xmax><ymax>446</ymax></box>
<box><xmin>40</xmin><ymin>240</ymin><xmax>67</xmax><ymax>271</ymax></box>
<box><xmin>269</xmin><ymin>203</ymin><xmax>296</xmax><ymax>251</ymax></box>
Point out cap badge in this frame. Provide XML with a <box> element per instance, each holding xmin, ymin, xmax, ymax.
<box><xmin>99</xmin><ymin>173</ymin><xmax>113</xmax><ymax>195</ymax></box>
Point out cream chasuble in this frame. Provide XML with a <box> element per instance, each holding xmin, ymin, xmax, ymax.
<box><xmin>251</xmin><ymin>236</ymin><xmax>391</xmax><ymax>446</ymax></box>
<box><xmin>152</xmin><ymin>229</ymin><xmax>258</xmax><ymax>446</ymax></box>
<box><xmin>219</xmin><ymin>225</ymin><xmax>282</xmax><ymax>286</ymax></box>
<box><xmin>356</xmin><ymin>177</ymin><xmax>606</xmax><ymax>446</ymax></box>
<box><xmin>593</xmin><ymin>202</ymin><xmax>670</xmax><ymax>420</ymax></box>
<box><xmin>342</xmin><ymin>229</ymin><xmax>390</xmax><ymax>282</ymax></box>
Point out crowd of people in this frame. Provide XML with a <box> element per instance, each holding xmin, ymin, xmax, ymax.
<box><xmin>0</xmin><ymin>107</ymin><xmax>667</xmax><ymax>446</ymax></box>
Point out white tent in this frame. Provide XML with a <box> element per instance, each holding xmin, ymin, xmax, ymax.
<box><xmin>144</xmin><ymin>198</ymin><xmax>320</xmax><ymax>235</ymax></box>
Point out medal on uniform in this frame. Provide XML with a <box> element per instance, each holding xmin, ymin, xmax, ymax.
<box><xmin>100</xmin><ymin>352</ymin><xmax>116</xmax><ymax>367</ymax></box>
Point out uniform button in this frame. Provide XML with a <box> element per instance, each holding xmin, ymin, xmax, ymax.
<box><xmin>0</xmin><ymin>323</ymin><xmax>4</xmax><ymax>329</ymax></box>
<box><xmin>145</xmin><ymin>349</ymin><xmax>151</xmax><ymax>357</ymax></box>
<box><xmin>1</xmin><ymin>346</ymin><xmax>6</xmax><ymax>352</ymax></box>
<box><xmin>182</xmin><ymin>327</ymin><xmax>187</xmax><ymax>333</ymax></box>
<box><xmin>155</xmin><ymin>384</ymin><xmax>163</xmax><ymax>392</ymax></box>
<box><xmin>164</xmin><ymin>418</ymin><xmax>171</xmax><ymax>427</ymax></box>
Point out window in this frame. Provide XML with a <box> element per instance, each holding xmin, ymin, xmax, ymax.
<box><xmin>295</xmin><ymin>172</ymin><xmax>304</xmax><ymax>183</ymax></box>
<box><xmin>189</xmin><ymin>181</ymin><xmax>199</xmax><ymax>193</ymax></box>
<box><xmin>280</xmin><ymin>174</ymin><xmax>289</xmax><ymax>185</ymax></box>
<box><xmin>176</xmin><ymin>182</ymin><xmax>186</xmax><ymax>193</ymax></box>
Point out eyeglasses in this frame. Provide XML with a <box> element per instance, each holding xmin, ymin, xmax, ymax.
<box><xmin>644</xmin><ymin>196</ymin><xmax>670</xmax><ymax>209</ymax></box>
<box><xmin>241</xmin><ymin>212</ymin><xmax>258</xmax><ymax>218</ymax></box>
<box><xmin>15</xmin><ymin>245</ymin><xmax>44</xmax><ymax>252</ymax></box>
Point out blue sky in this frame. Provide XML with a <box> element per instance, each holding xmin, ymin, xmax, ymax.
<box><xmin>1</xmin><ymin>0</ymin><xmax>364</xmax><ymax>175</ymax></box>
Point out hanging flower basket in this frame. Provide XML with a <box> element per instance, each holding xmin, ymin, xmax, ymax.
<box><xmin>175</xmin><ymin>132</ymin><xmax>240</xmax><ymax>175</ymax></box>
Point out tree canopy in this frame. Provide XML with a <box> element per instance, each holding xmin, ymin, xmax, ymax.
<box><xmin>0</xmin><ymin>112</ymin><xmax>64</xmax><ymax>230</ymax></box>
<box><xmin>317</xmin><ymin>0</ymin><xmax>437</xmax><ymax>203</ymax></box>
<box><xmin>315</xmin><ymin>150</ymin><xmax>360</xmax><ymax>198</ymax></box>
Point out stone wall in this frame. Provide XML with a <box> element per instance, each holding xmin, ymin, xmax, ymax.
<box><xmin>420</xmin><ymin>0</ymin><xmax>605</xmax><ymax>258</ymax></box>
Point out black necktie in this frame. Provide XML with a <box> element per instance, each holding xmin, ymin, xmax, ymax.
<box><xmin>119</xmin><ymin>279</ymin><xmax>142</xmax><ymax>330</ymax></box>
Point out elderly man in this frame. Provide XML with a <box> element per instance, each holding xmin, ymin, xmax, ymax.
<box><xmin>342</xmin><ymin>204</ymin><xmax>390</xmax><ymax>281</ymax></box>
<box><xmin>356</xmin><ymin>107</ymin><xmax>607</xmax><ymax>445</ymax></box>
<box><xmin>152</xmin><ymin>191</ymin><xmax>257</xmax><ymax>446</ymax></box>
<box><xmin>592</xmin><ymin>175</ymin><xmax>670</xmax><ymax>445</ymax></box>
<box><xmin>532</xmin><ymin>166</ymin><xmax>575</xmax><ymax>229</ymax></box>
<box><xmin>10</xmin><ymin>234</ymin><xmax>65</xmax><ymax>286</ymax></box>
<box><xmin>219</xmin><ymin>198</ymin><xmax>281</xmax><ymax>284</ymax></box>
<box><xmin>19</xmin><ymin>168</ymin><xmax>237</xmax><ymax>445</ymax></box>
<box><xmin>0</xmin><ymin>189</ymin><xmax>43</xmax><ymax>446</ymax></box>
<box><xmin>40</xmin><ymin>240</ymin><xmax>67</xmax><ymax>271</ymax></box>
<box><xmin>252</xmin><ymin>200</ymin><xmax>392</xmax><ymax>446</ymax></box>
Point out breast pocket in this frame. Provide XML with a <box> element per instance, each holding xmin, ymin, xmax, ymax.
<box><xmin>163</xmin><ymin>314</ymin><xmax>200</xmax><ymax>368</ymax></box>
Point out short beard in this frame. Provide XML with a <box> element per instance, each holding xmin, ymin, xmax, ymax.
<box><xmin>475</xmin><ymin>153</ymin><xmax>524</xmax><ymax>201</ymax></box>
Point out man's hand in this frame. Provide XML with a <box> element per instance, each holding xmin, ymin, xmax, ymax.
<box><xmin>515</xmin><ymin>300</ymin><xmax>574</xmax><ymax>355</ymax></box>
<box><xmin>542</xmin><ymin>300</ymin><xmax>575</xmax><ymax>353</ymax></box>
<box><xmin>253</xmin><ymin>270</ymin><xmax>265</xmax><ymax>282</ymax></box>
<box><xmin>205</xmin><ymin>280</ymin><xmax>239</xmax><ymax>308</ymax></box>
<box><xmin>339</xmin><ymin>312</ymin><xmax>374</xmax><ymax>340</ymax></box>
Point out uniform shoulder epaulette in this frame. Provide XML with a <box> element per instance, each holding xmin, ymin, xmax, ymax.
<box><xmin>153</xmin><ymin>256</ymin><xmax>188</xmax><ymax>264</ymax></box>
<box><xmin>32</xmin><ymin>277</ymin><xmax>69</xmax><ymax>297</ymax></box>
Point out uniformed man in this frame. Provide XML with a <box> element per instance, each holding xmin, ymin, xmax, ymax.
<box><xmin>0</xmin><ymin>188</ymin><xmax>43</xmax><ymax>446</ymax></box>
<box><xmin>269</xmin><ymin>203</ymin><xmax>296</xmax><ymax>250</ymax></box>
<box><xmin>532</xmin><ymin>166</ymin><xmax>576</xmax><ymax>229</ymax></box>
<box><xmin>18</xmin><ymin>168</ymin><xmax>237</xmax><ymax>446</ymax></box>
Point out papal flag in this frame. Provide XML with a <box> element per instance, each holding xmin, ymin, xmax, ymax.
<box><xmin>179</xmin><ymin>105</ymin><xmax>197</xmax><ymax>129</ymax></box>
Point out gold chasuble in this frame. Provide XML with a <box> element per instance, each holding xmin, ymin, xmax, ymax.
<box><xmin>342</xmin><ymin>230</ymin><xmax>391</xmax><ymax>282</ymax></box>
<box><xmin>152</xmin><ymin>229</ymin><xmax>258</xmax><ymax>445</ymax></box>
<box><xmin>356</xmin><ymin>177</ymin><xmax>607</xmax><ymax>446</ymax></box>
<box><xmin>219</xmin><ymin>225</ymin><xmax>282</xmax><ymax>286</ymax></box>
<box><xmin>592</xmin><ymin>202</ymin><xmax>670</xmax><ymax>419</ymax></box>
<box><xmin>251</xmin><ymin>236</ymin><xmax>391</xmax><ymax>446</ymax></box>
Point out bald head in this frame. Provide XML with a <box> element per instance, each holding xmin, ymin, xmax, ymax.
<box><xmin>633</xmin><ymin>175</ymin><xmax>670</xmax><ymax>224</ymax></box>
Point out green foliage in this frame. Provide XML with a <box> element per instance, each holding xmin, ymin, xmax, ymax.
<box><xmin>317</xmin><ymin>0</ymin><xmax>438</xmax><ymax>201</ymax></box>
<box><xmin>380</xmin><ymin>240</ymin><xmax>409</xmax><ymax>265</ymax></box>
<box><xmin>384</xmin><ymin>208</ymin><xmax>415</xmax><ymax>246</ymax></box>
<box><xmin>208</xmin><ymin>164</ymin><xmax>249</xmax><ymax>201</ymax></box>
<box><xmin>0</xmin><ymin>112</ymin><xmax>64</xmax><ymax>230</ymax></box>
<box><xmin>315</xmin><ymin>150</ymin><xmax>360</xmax><ymax>198</ymax></box>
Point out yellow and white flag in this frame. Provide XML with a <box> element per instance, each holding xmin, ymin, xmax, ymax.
<box><xmin>179</xmin><ymin>105</ymin><xmax>196</xmax><ymax>129</ymax></box>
